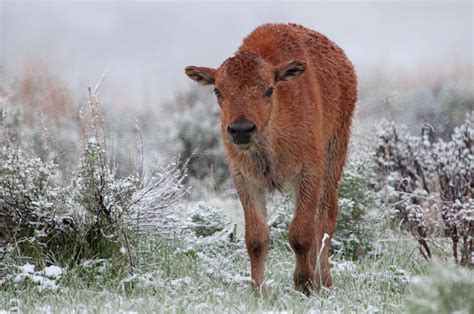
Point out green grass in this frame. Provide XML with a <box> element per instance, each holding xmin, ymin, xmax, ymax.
<box><xmin>1</xmin><ymin>230</ymin><xmax>433</xmax><ymax>313</ymax></box>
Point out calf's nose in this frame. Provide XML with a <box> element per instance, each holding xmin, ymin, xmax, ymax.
<box><xmin>227</xmin><ymin>122</ymin><xmax>256</xmax><ymax>144</ymax></box>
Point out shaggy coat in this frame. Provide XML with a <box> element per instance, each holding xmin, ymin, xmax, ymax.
<box><xmin>185</xmin><ymin>23</ymin><xmax>357</xmax><ymax>294</ymax></box>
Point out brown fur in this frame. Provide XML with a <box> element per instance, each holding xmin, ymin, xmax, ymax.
<box><xmin>185</xmin><ymin>23</ymin><xmax>357</xmax><ymax>294</ymax></box>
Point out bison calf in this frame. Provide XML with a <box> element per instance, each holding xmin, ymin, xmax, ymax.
<box><xmin>185</xmin><ymin>23</ymin><xmax>357</xmax><ymax>294</ymax></box>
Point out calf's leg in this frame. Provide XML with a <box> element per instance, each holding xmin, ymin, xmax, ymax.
<box><xmin>313</xmin><ymin>189</ymin><xmax>338</xmax><ymax>289</ymax></box>
<box><xmin>290</xmin><ymin>170</ymin><xmax>321</xmax><ymax>294</ymax></box>
<box><xmin>233</xmin><ymin>174</ymin><xmax>270</xmax><ymax>288</ymax></box>
<box><xmin>312</xmin><ymin>136</ymin><xmax>351</xmax><ymax>288</ymax></box>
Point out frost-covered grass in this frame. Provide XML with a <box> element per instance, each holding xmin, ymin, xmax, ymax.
<box><xmin>1</xmin><ymin>219</ymin><xmax>431</xmax><ymax>313</ymax></box>
<box><xmin>1</xmin><ymin>194</ymin><xmax>457</xmax><ymax>313</ymax></box>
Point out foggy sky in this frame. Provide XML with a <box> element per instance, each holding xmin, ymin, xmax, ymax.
<box><xmin>1</xmin><ymin>1</ymin><xmax>472</xmax><ymax>106</ymax></box>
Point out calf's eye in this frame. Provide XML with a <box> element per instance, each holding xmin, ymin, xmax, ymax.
<box><xmin>214</xmin><ymin>88</ymin><xmax>223</xmax><ymax>100</ymax></box>
<box><xmin>265</xmin><ymin>87</ymin><xmax>274</xmax><ymax>98</ymax></box>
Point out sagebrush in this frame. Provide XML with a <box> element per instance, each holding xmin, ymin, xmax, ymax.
<box><xmin>374</xmin><ymin>113</ymin><xmax>473</xmax><ymax>265</ymax></box>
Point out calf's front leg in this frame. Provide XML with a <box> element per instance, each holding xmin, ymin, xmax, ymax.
<box><xmin>233</xmin><ymin>174</ymin><xmax>270</xmax><ymax>289</ymax></box>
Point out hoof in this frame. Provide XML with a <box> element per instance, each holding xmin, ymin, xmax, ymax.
<box><xmin>250</xmin><ymin>281</ymin><xmax>269</xmax><ymax>299</ymax></box>
<box><xmin>294</xmin><ymin>272</ymin><xmax>318</xmax><ymax>296</ymax></box>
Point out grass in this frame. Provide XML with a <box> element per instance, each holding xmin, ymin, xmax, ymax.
<box><xmin>1</xmin><ymin>216</ymin><xmax>431</xmax><ymax>313</ymax></box>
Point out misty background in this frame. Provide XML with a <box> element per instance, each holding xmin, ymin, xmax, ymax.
<box><xmin>1</xmin><ymin>1</ymin><xmax>472</xmax><ymax>107</ymax></box>
<box><xmin>0</xmin><ymin>0</ymin><xmax>472</xmax><ymax>183</ymax></box>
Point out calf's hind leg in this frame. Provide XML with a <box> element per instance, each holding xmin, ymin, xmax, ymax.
<box><xmin>289</xmin><ymin>170</ymin><xmax>321</xmax><ymax>294</ymax></box>
<box><xmin>313</xmin><ymin>188</ymin><xmax>339</xmax><ymax>288</ymax></box>
<box><xmin>312</xmin><ymin>136</ymin><xmax>351</xmax><ymax>288</ymax></box>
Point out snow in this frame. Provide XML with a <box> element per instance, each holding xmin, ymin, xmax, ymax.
<box><xmin>13</xmin><ymin>264</ymin><xmax>63</xmax><ymax>291</ymax></box>
<box><xmin>122</xmin><ymin>272</ymin><xmax>163</xmax><ymax>289</ymax></box>
<box><xmin>19</xmin><ymin>263</ymin><xmax>35</xmax><ymax>274</ymax></box>
<box><xmin>41</xmin><ymin>265</ymin><xmax>63</xmax><ymax>279</ymax></box>
<box><xmin>333</xmin><ymin>261</ymin><xmax>357</xmax><ymax>274</ymax></box>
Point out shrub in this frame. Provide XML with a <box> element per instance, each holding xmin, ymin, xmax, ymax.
<box><xmin>0</xmin><ymin>145</ymin><xmax>72</xmax><ymax>265</ymax></box>
<box><xmin>0</xmin><ymin>64</ymin><xmax>153</xmax><ymax>179</ymax></box>
<box><xmin>0</xmin><ymin>138</ymin><xmax>139</xmax><ymax>268</ymax></box>
<box><xmin>164</xmin><ymin>87</ymin><xmax>230</xmax><ymax>195</ymax></box>
<box><xmin>188</xmin><ymin>205</ymin><xmax>232</xmax><ymax>238</ymax></box>
<box><xmin>0</xmin><ymin>61</ymin><xmax>80</xmax><ymax>171</ymax></box>
<box><xmin>335</xmin><ymin>147</ymin><xmax>377</xmax><ymax>260</ymax></box>
<box><xmin>374</xmin><ymin>113</ymin><xmax>473</xmax><ymax>265</ymax></box>
<box><xmin>0</xmin><ymin>83</ymin><xmax>188</xmax><ymax>274</ymax></box>
<box><xmin>71</xmin><ymin>138</ymin><xmax>139</xmax><ymax>262</ymax></box>
<box><xmin>125</xmin><ymin>160</ymin><xmax>188</xmax><ymax>236</ymax></box>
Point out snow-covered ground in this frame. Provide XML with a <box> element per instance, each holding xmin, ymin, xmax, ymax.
<box><xmin>2</xmin><ymin>192</ymin><xmax>473</xmax><ymax>313</ymax></box>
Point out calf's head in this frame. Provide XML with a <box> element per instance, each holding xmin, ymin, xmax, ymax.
<box><xmin>185</xmin><ymin>52</ymin><xmax>306</xmax><ymax>150</ymax></box>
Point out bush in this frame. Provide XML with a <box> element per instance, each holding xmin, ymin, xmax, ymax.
<box><xmin>0</xmin><ymin>63</ymin><xmax>155</xmax><ymax>179</ymax></box>
<box><xmin>188</xmin><ymin>205</ymin><xmax>232</xmax><ymax>238</ymax></box>
<box><xmin>0</xmin><ymin>84</ymin><xmax>188</xmax><ymax>275</ymax></box>
<box><xmin>0</xmin><ymin>145</ymin><xmax>72</xmax><ymax>265</ymax></box>
<box><xmin>71</xmin><ymin>137</ymin><xmax>139</xmax><ymax>262</ymax></box>
<box><xmin>164</xmin><ymin>87</ymin><xmax>230</xmax><ymax>195</ymax></box>
<box><xmin>335</xmin><ymin>148</ymin><xmax>377</xmax><ymax>260</ymax></box>
<box><xmin>374</xmin><ymin>113</ymin><xmax>473</xmax><ymax>265</ymax></box>
<box><xmin>0</xmin><ymin>61</ymin><xmax>80</xmax><ymax>172</ymax></box>
<box><xmin>0</xmin><ymin>138</ymin><xmax>139</xmax><ymax>268</ymax></box>
<box><xmin>405</xmin><ymin>260</ymin><xmax>474</xmax><ymax>314</ymax></box>
<box><xmin>125</xmin><ymin>160</ymin><xmax>188</xmax><ymax>236</ymax></box>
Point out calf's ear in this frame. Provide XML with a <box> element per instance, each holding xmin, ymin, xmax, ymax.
<box><xmin>185</xmin><ymin>66</ymin><xmax>216</xmax><ymax>85</ymax></box>
<box><xmin>275</xmin><ymin>60</ymin><xmax>306</xmax><ymax>82</ymax></box>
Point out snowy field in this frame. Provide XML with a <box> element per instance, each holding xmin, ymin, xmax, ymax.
<box><xmin>1</xmin><ymin>200</ymin><xmax>473</xmax><ymax>312</ymax></box>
